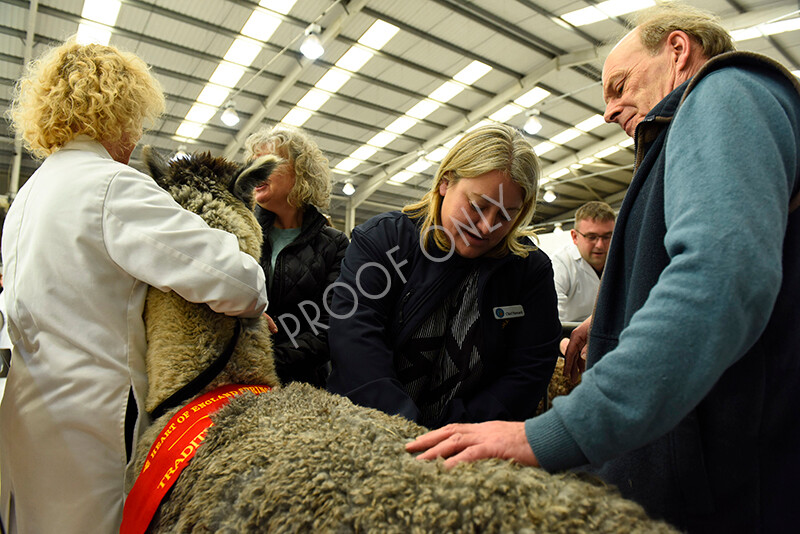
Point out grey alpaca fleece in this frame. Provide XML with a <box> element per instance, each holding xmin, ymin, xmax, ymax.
<box><xmin>131</xmin><ymin>148</ymin><xmax>678</xmax><ymax>533</ymax></box>
<box><xmin>136</xmin><ymin>383</ymin><xmax>676</xmax><ymax>532</ymax></box>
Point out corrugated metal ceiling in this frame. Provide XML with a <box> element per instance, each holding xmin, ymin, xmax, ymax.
<box><xmin>1</xmin><ymin>0</ymin><xmax>798</xmax><ymax>230</ymax></box>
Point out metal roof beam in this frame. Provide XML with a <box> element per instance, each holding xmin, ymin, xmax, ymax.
<box><xmin>540</xmin><ymin>131</ymin><xmax>629</xmax><ymax>178</ymax></box>
<box><xmin>351</xmin><ymin>56</ymin><xmax>561</xmax><ymax>206</ymax></box>
<box><xmin>9</xmin><ymin>0</ymin><xmax>37</xmax><ymax>197</ymax></box>
<box><xmin>224</xmin><ymin>0</ymin><xmax>366</xmax><ymax>158</ymax></box>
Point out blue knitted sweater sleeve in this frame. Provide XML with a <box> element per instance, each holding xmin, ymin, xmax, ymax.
<box><xmin>526</xmin><ymin>67</ymin><xmax>800</xmax><ymax>471</ymax></box>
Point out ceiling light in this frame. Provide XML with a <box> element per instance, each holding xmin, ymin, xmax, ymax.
<box><xmin>342</xmin><ymin>180</ymin><xmax>356</xmax><ymax>196</ymax></box>
<box><xmin>406</xmin><ymin>100</ymin><xmax>440</xmax><ymax>120</ymax></box>
<box><xmin>407</xmin><ymin>158</ymin><xmax>432</xmax><ymax>173</ymax></box>
<box><xmin>350</xmin><ymin>146</ymin><xmax>378</xmax><ymax>161</ymax></box>
<box><xmin>176</xmin><ymin>121</ymin><xmax>205</xmax><ymax>140</ymax></box>
<box><xmin>224</xmin><ymin>37</ymin><xmax>262</xmax><ymax>67</ymax></box>
<box><xmin>515</xmin><ymin>87</ymin><xmax>550</xmax><ymax>107</ymax></box>
<box><xmin>296</xmin><ymin>89</ymin><xmax>331</xmax><ymax>111</ymax></box>
<box><xmin>489</xmin><ymin>104</ymin><xmax>524</xmax><ymax>123</ymax></box>
<box><xmin>385</xmin><ymin>116</ymin><xmax>417</xmax><ymax>135</ymax></box>
<box><xmin>358</xmin><ymin>20</ymin><xmax>400</xmax><ymax>50</ymax></box>
<box><xmin>575</xmin><ymin>114</ymin><xmax>606</xmax><ymax>132</ymax></box>
<box><xmin>314</xmin><ymin>69</ymin><xmax>351</xmax><ymax>93</ymax></box>
<box><xmin>172</xmin><ymin>145</ymin><xmax>189</xmax><ymax>161</ymax></box>
<box><xmin>241</xmin><ymin>10</ymin><xmax>281</xmax><ymax>41</ymax></box>
<box><xmin>561</xmin><ymin>0</ymin><xmax>654</xmax><ymax>27</ymax></box>
<box><xmin>598</xmin><ymin>0</ymin><xmax>655</xmax><ymax>18</ymax></box>
<box><xmin>429</xmin><ymin>81</ymin><xmax>464</xmax><ymax>103</ymax></box>
<box><xmin>300</xmin><ymin>23</ymin><xmax>324</xmax><ymax>60</ymax></box>
<box><xmin>454</xmin><ymin>60</ymin><xmax>492</xmax><ymax>85</ymax></box>
<box><xmin>443</xmin><ymin>135</ymin><xmax>463</xmax><ymax>149</ymax></box>
<box><xmin>730</xmin><ymin>27</ymin><xmax>762</xmax><ymax>41</ymax></box>
<box><xmin>220</xmin><ymin>101</ymin><xmax>240</xmax><ymax>126</ymax></box>
<box><xmin>543</xmin><ymin>188</ymin><xmax>557</xmax><ymax>203</ymax></box>
<box><xmin>389</xmin><ymin>171</ymin><xmax>414</xmax><ymax>184</ymax></box>
<box><xmin>534</xmin><ymin>142</ymin><xmax>556</xmax><ymax>156</ymax></box>
<box><xmin>197</xmin><ymin>84</ymin><xmax>231</xmax><ymax>107</ymax></box>
<box><xmin>595</xmin><ymin>145</ymin><xmax>621</xmax><ymax>158</ymax></box>
<box><xmin>336</xmin><ymin>47</ymin><xmax>373</xmax><ymax>71</ymax></box>
<box><xmin>732</xmin><ymin>17</ymin><xmax>800</xmax><ymax>42</ymax></box>
<box><xmin>335</xmin><ymin>158</ymin><xmax>361</xmax><ymax>172</ymax></box>
<box><xmin>81</xmin><ymin>0</ymin><xmax>121</xmax><ymax>25</ymax></box>
<box><xmin>425</xmin><ymin>147</ymin><xmax>449</xmax><ymax>162</ymax></box>
<box><xmin>262</xmin><ymin>0</ymin><xmax>298</xmax><ymax>15</ymax></box>
<box><xmin>210</xmin><ymin>62</ymin><xmax>246</xmax><ymax>88</ymax></box>
<box><xmin>315</xmin><ymin>69</ymin><xmax>351</xmax><ymax>92</ymax></box>
<box><xmin>76</xmin><ymin>22</ymin><xmax>111</xmax><ymax>45</ymax></box>
<box><xmin>524</xmin><ymin>109</ymin><xmax>543</xmax><ymax>136</ymax></box>
<box><xmin>618</xmin><ymin>137</ymin><xmax>635</xmax><ymax>148</ymax></box>
<box><xmin>281</xmin><ymin>108</ymin><xmax>312</xmax><ymax>127</ymax></box>
<box><xmin>561</xmin><ymin>6</ymin><xmax>606</xmax><ymax>26</ymax></box>
<box><xmin>367</xmin><ymin>132</ymin><xmax>398</xmax><ymax>148</ymax></box>
<box><xmin>185</xmin><ymin>103</ymin><xmax>216</xmax><ymax>125</ymax></box>
<box><xmin>467</xmin><ymin>120</ymin><xmax>492</xmax><ymax>132</ymax></box>
<box><xmin>551</xmin><ymin>128</ymin><xmax>581</xmax><ymax>145</ymax></box>
<box><xmin>553</xmin><ymin>222</ymin><xmax>564</xmax><ymax>234</ymax></box>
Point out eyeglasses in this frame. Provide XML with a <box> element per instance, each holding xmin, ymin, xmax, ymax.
<box><xmin>574</xmin><ymin>229</ymin><xmax>613</xmax><ymax>243</ymax></box>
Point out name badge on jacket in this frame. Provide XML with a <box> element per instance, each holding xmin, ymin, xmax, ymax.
<box><xmin>493</xmin><ymin>305</ymin><xmax>524</xmax><ymax>319</ymax></box>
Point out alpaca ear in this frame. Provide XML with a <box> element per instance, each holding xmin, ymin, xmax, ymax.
<box><xmin>141</xmin><ymin>145</ymin><xmax>170</xmax><ymax>188</ymax></box>
<box><xmin>231</xmin><ymin>154</ymin><xmax>282</xmax><ymax>206</ymax></box>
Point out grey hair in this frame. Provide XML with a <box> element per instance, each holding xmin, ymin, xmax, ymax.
<box><xmin>633</xmin><ymin>1</ymin><xmax>735</xmax><ymax>58</ymax></box>
<box><xmin>244</xmin><ymin>125</ymin><xmax>332</xmax><ymax>210</ymax></box>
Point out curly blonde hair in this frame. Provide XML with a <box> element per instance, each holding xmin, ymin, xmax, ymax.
<box><xmin>403</xmin><ymin>123</ymin><xmax>540</xmax><ymax>258</ymax></box>
<box><xmin>244</xmin><ymin>125</ymin><xmax>332</xmax><ymax>210</ymax></box>
<box><xmin>8</xmin><ymin>38</ymin><xmax>165</xmax><ymax>160</ymax></box>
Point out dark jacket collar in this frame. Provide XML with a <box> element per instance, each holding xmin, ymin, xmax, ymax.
<box><xmin>255</xmin><ymin>204</ymin><xmax>327</xmax><ymax>247</ymax></box>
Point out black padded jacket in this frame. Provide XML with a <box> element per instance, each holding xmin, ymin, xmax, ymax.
<box><xmin>256</xmin><ymin>205</ymin><xmax>349</xmax><ymax>387</ymax></box>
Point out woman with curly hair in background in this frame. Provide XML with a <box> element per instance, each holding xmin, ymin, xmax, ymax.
<box><xmin>0</xmin><ymin>39</ymin><xmax>269</xmax><ymax>534</ymax></box>
<box><xmin>244</xmin><ymin>125</ymin><xmax>348</xmax><ymax>387</ymax></box>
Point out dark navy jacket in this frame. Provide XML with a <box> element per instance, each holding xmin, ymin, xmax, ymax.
<box><xmin>327</xmin><ymin>211</ymin><xmax>561</xmax><ymax>427</ymax></box>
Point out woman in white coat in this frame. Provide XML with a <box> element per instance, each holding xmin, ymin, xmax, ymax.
<box><xmin>0</xmin><ymin>40</ymin><xmax>269</xmax><ymax>533</ymax></box>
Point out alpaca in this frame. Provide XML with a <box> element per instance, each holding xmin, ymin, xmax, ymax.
<box><xmin>126</xmin><ymin>147</ymin><xmax>677</xmax><ymax>533</ymax></box>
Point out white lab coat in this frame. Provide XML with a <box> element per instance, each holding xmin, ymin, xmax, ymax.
<box><xmin>0</xmin><ymin>137</ymin><xmax>268</xmax><ymax>534</ymax></box>
<box><xmin>0</xmin><ymin>297</ymin><xmax>11</xmax><ymax>351</ymax></box>
<box><xmin>550</xmin><ymin>243</ymin><xmax>601</xmax><ymax>323</ymax></box>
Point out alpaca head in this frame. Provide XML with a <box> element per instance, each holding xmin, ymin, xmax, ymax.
<box><xmin>140</xmin><ymin>147</ymin><xmax>281</xmax><ymax>416</ymax></box>
<box><xmin>142</xmin><ymin>146</ymin><xmax>282</xmax><ymax>258</ymax></box>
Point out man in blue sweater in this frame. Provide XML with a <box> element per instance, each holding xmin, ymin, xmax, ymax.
<box><xmin>407</xmin><ymin>3</ymin><xmax>800</xmax><ymax>531</ymax></box>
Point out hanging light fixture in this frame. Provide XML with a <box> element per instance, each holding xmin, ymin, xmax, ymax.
<box><xmin>542</xmin><ymin>187</ymin><xmax>557</xmax><ymax>203</ymax></box>
<box><xmin>524</xmin><ymin>109</ymin><xmax>543</xmax><ymax>136</ymax></box>
<box><xmin>220</xmin><ymin>100</ymin><xmax>240</xmax><ymax>126</ymax></box>
<box><xmin>300</xmin><ymin>23</ymin><xmax>324</xmax><ymax>60</ymax></box>
<box><xmin>553</xmin><ymin>222</ymin><xmax>564</xmax><ymax>234</ymax></box>
<box><xmin>342</xmin><ymin>179</ymin><xmax>355</xmax><ymax>196</ymax></box>
<box><xmin>171</xmin><ymin>144</ymin><xmax>189</xmax><ymax>161</ymax></box>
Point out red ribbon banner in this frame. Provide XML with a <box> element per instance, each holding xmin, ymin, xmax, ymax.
<box><xmin>120</xmin><ymin>384</ymin><xmax>271</xmax><ymax>534</ymax></box>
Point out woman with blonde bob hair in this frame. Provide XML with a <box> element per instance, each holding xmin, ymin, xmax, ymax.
<box><xmin>244</xmin><ymin>125</ymin><xmax>348</xmax><ymax>387</ymax></box>
<box><xmin>1</xmin><ymin>39</ymin><xmax>269</xmax><ymax>534</ymax></box>
<box><xmin>328</xmin><ymin>123</ymin><xmax>561</xmax><ymax>429</ymax></box>
<box><xmin>404</xmin><ymin>123</ymin><xmax>540</xmax><ymax>259</ymax></box>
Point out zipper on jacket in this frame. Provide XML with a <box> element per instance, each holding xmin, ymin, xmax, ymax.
<box><xmin>397</xmin><ymin>289</ymin><xmax>415</xmax><ymax>324</ymax></box>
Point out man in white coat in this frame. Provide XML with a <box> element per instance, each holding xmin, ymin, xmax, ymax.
<box><xmin>550</xmin><ymin>202</ymin><xmax>615</xmax><ymax>323</ymax></box>
<box><xmin>0</xmin><ymin>40</ymin><xmax>268</xmax><ymax>533</ymax></box>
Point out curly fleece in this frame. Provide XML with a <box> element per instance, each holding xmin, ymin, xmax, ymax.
<box><xmin>132</xmin><ymin>148</ymin><xmax>677</xmax><ymax>533</ymax></box>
